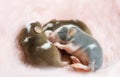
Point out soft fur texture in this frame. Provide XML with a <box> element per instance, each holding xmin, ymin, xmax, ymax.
<box><xmin>0</xmin><ymin>0</ymin><xmax>120</xmax><ymax>77</ymax></box>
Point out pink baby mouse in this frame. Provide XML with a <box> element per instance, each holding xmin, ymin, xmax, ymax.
<box><xmin>45</xmin><ymin>24</ymin><xmax>103</xmax><ymax>72</ymax></box>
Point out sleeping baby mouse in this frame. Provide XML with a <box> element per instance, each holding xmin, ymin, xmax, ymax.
<box><xmin>43</xmin><ymin>19</ymin><xmax>93</xmax><ymax>64</ymax></box>
<box><xmin>45</xmin><ymin>24</ymin><xmax>103</xmax><ymax>72</ymax></box>
<box><xmin>17</xmin><ymin>22</ymin><xmax>68</xmax><ymax>67</ymax></box>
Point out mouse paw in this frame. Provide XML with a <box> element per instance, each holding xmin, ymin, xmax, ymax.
<box><xmin>54</xmin><ymin>42</ymin><xmax>64</xmax><ymax>49</ymax></box>
<box><xmin>70</xmin><ymin>56</ymin><xmax>81</xmax><ymax>63</ymax></box>
<box><xmin>70</xmin><ymin>63</ymin><xmax>91</xmax><ymax>72</ymax></box>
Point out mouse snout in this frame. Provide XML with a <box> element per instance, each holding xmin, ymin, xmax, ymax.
<box><xmin>49</xmin><ymin>32</ymin><xmax>59</xmax><ymax>43</ymax></box>
<box><xmin>44</xmin><ymin>30</ymin><xmax>58</xmax><ymax>43</ymax></box>
<box><xmin>45</xmin><ymin>30</ymin><xmax>53</xmax><ymax>37</ymax></box>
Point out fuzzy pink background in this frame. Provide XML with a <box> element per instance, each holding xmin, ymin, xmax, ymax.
<box><xmin>0</xmin><ymin>0</ymin><xmax>120</xmax><ymax>77</ymax></box>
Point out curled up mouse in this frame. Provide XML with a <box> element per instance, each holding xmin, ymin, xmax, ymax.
<box><xmin>43</xmin><ymin>20</ymin><xmax>93</xmax><ymax>64</ymax></box>
<box><xmin>17</xmin><ymin>22</ymin><xmax>68</xmax><ymax>67</ymax></box>
<box><xmin>44</xmin><ymin>20</ymin><xmax>103</xmax><ymax>72</ymax></box>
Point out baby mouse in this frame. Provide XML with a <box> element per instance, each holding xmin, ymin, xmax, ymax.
<box><xmin>46</xmin><ymin>24</ymin><xmax>103</xmax><ymax>72</ymax></box>
<box><xmin>17</xmin><ymin>22</ymin><xmax>68</xmax><ymax>67</ymax></box>
<box><xmin>43</xmin><ymin>19</ymin><xmax>92</xmax><ymax>64</ymax></box>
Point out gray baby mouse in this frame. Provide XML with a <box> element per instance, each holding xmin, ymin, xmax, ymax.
<box><xmin>45</xmin><ymin>24</ymin><xmax>103</xmax><ymax>72</ymax></box>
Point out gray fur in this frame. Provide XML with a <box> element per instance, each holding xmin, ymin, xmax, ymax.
<box><xmin>57</xmin><ymin>25</ymin><xmax>103</xmax><ymax>71</ymax></box>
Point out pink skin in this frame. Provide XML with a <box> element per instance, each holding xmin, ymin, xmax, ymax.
<box><xmin>0</xmin><ymin>0</ymin><xmax>120</xmax><ymax>76</ymax></box>
<box><xmin>70</xmin><ymin>56</ymin><xmax>92</xmax><ymax>72</ymax></box>
<box><xmin>46</xmin><ymin>31</ymin><xmax>96</xmax><ymax>72</ymax></box>
<box><xmin>54</xmin><ymin>42</ymin><xmax>92</xmax><ymax>72</ymax></box>
<box><xmin>45</xmin><ymin>30</ymin><xmax>59</xmax><ymax>43</ymax></box>
<box><xmin>45</xmin><ymin>30</ymin><xmax>66</xmax><ymax>44</ymax></box>
<box><xmin>54</xmin><ymin>42</ymin><xmax>80</xmax><ymax>54</ymax></box>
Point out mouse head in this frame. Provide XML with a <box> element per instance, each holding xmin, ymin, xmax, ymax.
<box><xmin>23</xmin><ymin>22</ymin><xmax>48</xmax><ymax>45</ymax></box>
<box><xmin>58</xmin><ymin>26</ymin><xmax>76</xmax><ymax>41</ymax></box>
<box><xmin>25</xmin><ymin>22</ymin><xmax>43</xmax><ymax>36</ymax></box>
<box><xmin>48</xmin><ymin>25</ymin><xmax>77</xmax><ymax>43</ymax></box>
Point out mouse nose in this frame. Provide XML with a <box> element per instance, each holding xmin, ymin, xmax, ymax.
<box><xmin>45</xmin><ymin>30</ymin><xmax>53</xmax><ymax>37</ymax></box>
<box><xmin>49</xmin><ymin>33</ymin><xmax>56</xmax><ymax>43</ymax></box>
<box><xmin>49</xmin><ymin>32</ymin><xmax>59</xmax><ymax>43</ymax></box>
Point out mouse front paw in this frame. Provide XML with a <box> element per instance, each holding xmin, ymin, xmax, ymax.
<box><xmin>70</xmin><ymin>56</ymin><xmax>81</xmax><ymax>63</ymax></box>
<box><xmin>54</xmin><ymin>42</ymin><xmax>64</xmax><ymax>49</ymax></box>
<box><xmin>70</xmin><ymin>63</ymin><xmax>92</xmax><ymax>72</ymax></box>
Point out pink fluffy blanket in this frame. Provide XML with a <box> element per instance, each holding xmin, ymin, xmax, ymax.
<box><xmin>0</xmin><ymin>0</ymin><xmax>120</xmax><ymax>77</ymax></box>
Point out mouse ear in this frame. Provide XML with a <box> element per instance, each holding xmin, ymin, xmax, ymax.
<box><xmin>68</xmin><ymin>28</ymin><xmax>76</xmax><ymax>37</ymax></box>
<box><xmin>34</xmin><ymin>26</ymin><xmax>42</xmax><ymax>33</ymax></box>
<box><xmin>30</xmin><ymin>21</ymin><xmax>42</xmax><ymax>33</ymax></box>
<box><xmin>31</xmin><ymin>21</ymin><xmax>42</xmax><ymax>28</ymax></box>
